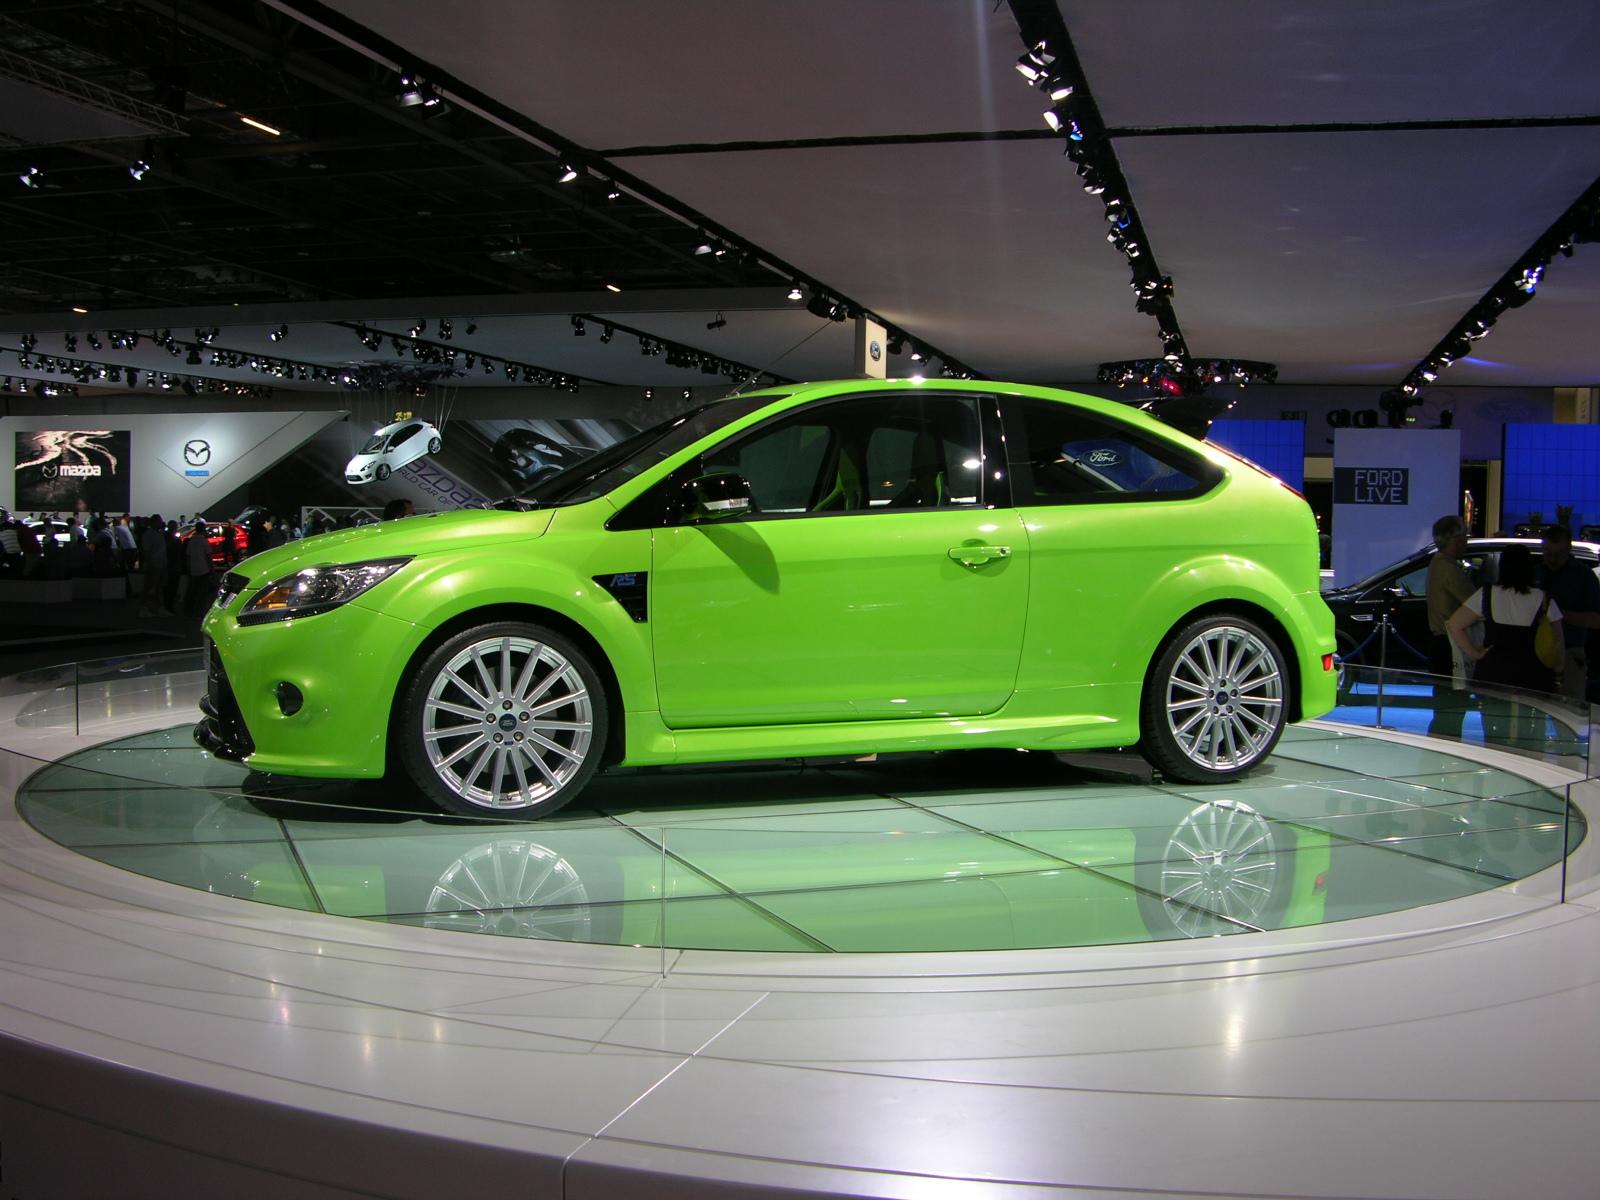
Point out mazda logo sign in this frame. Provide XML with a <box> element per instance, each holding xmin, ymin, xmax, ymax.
<box><xmin>183</xmin><ymin>439</ymin><xmax>211</xmax><ymax>466</ymax></box>
<box><xmin>41</xmin><ymin>464</ymin><xmax>58</xmax><ymax>479</ymax></box>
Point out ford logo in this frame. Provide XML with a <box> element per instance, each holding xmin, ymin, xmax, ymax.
<box><xmin>1086</xmin><ymin>448</ymin><xmax>1122</xmax><ymax>467</ymax></box>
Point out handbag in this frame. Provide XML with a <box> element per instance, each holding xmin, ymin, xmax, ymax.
<box><xmin>1533</xmin><ymin>593</ymin><xmax>1562</xmax><ymax>671</ymax></box>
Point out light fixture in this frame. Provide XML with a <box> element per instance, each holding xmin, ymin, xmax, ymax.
<box><xmin>19</xmin><ymin>166</ymin><xmax>41</xmax><ymax>188</ymax></box>
<box><xmin>239</xmin><ymin>115</ymin><xmax>282</xmax><ymax>136</ymax></box>
<box><xmin>571</xmin><ymin>316</ymin><xmax>586</xmax><ymax>336</ymax></box>
<box><xmin>681</xmin><ymin>388</ymin><xmax>692</xmax><ymax>400</ymax></box>
<box><xmin>557</xmin><ymin>162</ymin><xmax>579</xmax><ymax>183</ymax></box>
<box><xmin>605</xmin><ymin>282</ymin><xmax>622</xmax><ymax>293</ymax></box>
<box><xmin>87</xmin><ymin>332</ymin><xmax>101</xmax><ymax>350</ymax></box>
<box><xmin>694</xmin><ymin>240</ymin><xmax>714</xmax><ymax>256</ymax></box>
<box><xmin>606</xmin><ymin>185</ymin><xmax>622</xmax><ymax>200</ymax></box>
<box><xmin>706</xmin><ymin>312</ymin><xmax>726</xmax><ymax>331</ymax></box>
<box><xmin>909</xmin><ymin>347</ymin><xmax>926</xmax><ymax>363</ymax></box>
<box><xmin>408</xmin><ymin>319</ymin><xmax>426</xmax><ymax>337</ymax></box>
<box><xmin>599</xmin><ymin>325</ymin><xmax>613</xmax><ymax>344</ymax></box>
<box><xmin>787</xmin><ymin>283</ymin><xmax>804</xmax><ymax>301</ymax></box>
<box><xmin>395</xmin><ymin>73</ymin><xmax>441</xmax><ymax>108</ymax></box>
<box><xmin>464</xmin><ymin>321</ymin><xmax>477</xmax><ymax>335</ymax></box>
<box><xmin>268</xmin><ymin>324</ymin><xmax>288</xmax><ymax>342</ymax></box>
<box><xmin>437</xmin><ymin>319</ymin><xmax>452</xmax><ymax>340</ymax></box>
<box><xmin>71</xmin><ymin>306</ymin><xmax>89</xmax><ymax>315</ymax></box>
<box><xmin>129</xmin><ymin>160</ymin><xmax>150</xmax><ymax>181</ymax></box>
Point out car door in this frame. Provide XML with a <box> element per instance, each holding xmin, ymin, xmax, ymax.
<box><xmin>643</xmin><ymin>391</ymin><xmax>1029</xmax><ymax>728</ymax></box>
<box><xmin>997</xmin><ymin>395</ymin><xmax>1225</xmax><ymax>691</ymax></box>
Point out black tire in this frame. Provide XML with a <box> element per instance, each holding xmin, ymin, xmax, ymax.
<box><xmin>376</xmin><ymin>462</ymin><xmax>391</xmax><ymax>481</ymax></box>
<box><xmin>428</xmin><ymin>436</ymin><xmax>442</xmax><ymax>455</ymax></box>
<box><xmin>397</xmin><ymin>621</ymin><xmax>608</xmax><ymax>819</ymax></box>
<box><xmin>1139</xmin><ymin>613</ymin><xmax>1289</xmax><ymax>784</ymax></box>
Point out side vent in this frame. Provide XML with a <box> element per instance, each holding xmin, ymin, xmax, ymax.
<box><xmin>593</xmin><ymin>571</ymin><xmax>648</xmax><ymax>622</ymax></box>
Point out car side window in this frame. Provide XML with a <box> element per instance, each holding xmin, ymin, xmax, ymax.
<box><xmin>392</xmin><ymin>423</ymin><xmax>423</xmax><ymax>448</ymax></box>
<box><xmin>700</xmin><ymin>420</ymin><xmax>832</xmax><ymax>513</ymax></box>
<box><xmin>1001</xmin><ymin>396</ymin><xmax>1218</xmax><ymax>505</ymax></box>
<box><xmin>1393</xmin><ymin>564</ymin><xmax>1429</xmax><ymax>596</ymax></box>
<box><xmin>610</xmin><ymin>393</ymin><xmax>986</xmax><ymax>529</ymax></box>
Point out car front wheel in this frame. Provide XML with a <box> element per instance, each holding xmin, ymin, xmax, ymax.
<box><xmin>376</xmin><ymin>462</ymin><xmax>391</xmax><ymax>481</ymax></box>
<box><xmin>399</xmin><ymin>622</ymin><xmax>608</xmax><ymax>819</ymax></box>
<box><xmin>428</xmin><ymin>436</ymin><xmax>442</xmax><ymax>455</ymax></box>
<box><xmin>1140</xmin><ymin>614</ymin><xmax>1288</xmax><ymax>784</ymax></box>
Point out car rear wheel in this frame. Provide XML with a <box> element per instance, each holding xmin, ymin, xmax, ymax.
<box><xmin>1140</xmin><ymin>614</ymin><xmax>1288</xmax><ymax>784</ymax></box>
<box><xmin>428</xmin><ymin>436</ymin><xmax>442</xmax><ymax>455</ymax></box>
<box><xmin>399</xmin><ymin>622</ymin><xmax>608</xmax><ymax>819</ymax></box>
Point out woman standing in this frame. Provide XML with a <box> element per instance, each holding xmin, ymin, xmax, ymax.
<box><xmin>1447</xmin><ymin>543</ymin><xmax>1562</xmax><ymax>748</ymax></box>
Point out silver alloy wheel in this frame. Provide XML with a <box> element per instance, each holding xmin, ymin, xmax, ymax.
<box><xmin>423</xmin><ymin>838</ymin><xmax>592</xmax><ymax>940</ymax></box>
<box><xmin>1162</xmin><ymin>623</ymin><xmax>1284</xmax><ymax>772</ymax></box>
<box><xmin>422</xmin><ymin>634</ymin><xmax>594</xmax><ymax>810</ymax></box>
<box><xmin>1159</xmin><ymin>799</ymin><xmax>1278</xmax><ymax>937</ymax></box>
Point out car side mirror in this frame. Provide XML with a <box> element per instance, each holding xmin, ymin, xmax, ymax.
<box><xmin>678</xmin><ymin>472</ymin><xmax>753</xmax><ymax>523</ymax></box>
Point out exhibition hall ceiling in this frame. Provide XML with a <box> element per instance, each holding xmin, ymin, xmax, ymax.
<box><xmin>0</xmin><ymin>0</ymin><xmax>1598</xmax><ymax>404</ymax></box>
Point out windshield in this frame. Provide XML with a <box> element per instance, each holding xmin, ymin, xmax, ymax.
<box><xmin>359</xmin><ymin>432</ymin><xmax>389</xmax><ymax>454</ymax></box>
<box><xmin>513</xmin><ymin>393</ymin><xmax>787</xmax><ymax>507</ymax></box>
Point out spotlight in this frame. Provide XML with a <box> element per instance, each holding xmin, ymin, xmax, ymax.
<box><xmin>87</xmin><ymin>333</ymin><xmax>101</xmax><ymax>351</ymax></box>
<box><xmin>187</xmin><ymin>348</ymin><xmax>201</xmax><ymax>365</ymax></box>
<box><xmin>63</xmin><ymin>334</ymin><xmax>76</xmax><ymax>352</ymax></box>
<box><xmin>396</xmin><ymin>73</ymin><xmax>439</xmax><ymax>108</ymax></box>
<box><xmin>606</xmin><ymin>185</ymin><xmax>622</xmax><ymax>200</ymax></box>
<box><xmin>605</xmin><ymin>282</ymin><xmax>622</xmax><ymax>293</ymax></box>
<box><xmin>909</xmin><ymin>347</ymin><xmax>926</xmax><ymax>363</ymax></box>
<box><xmin>128</xmin><ymin>160</ymin><xmax>151</xmax><ymax>181</ymax></box>
<box><xmin>694</xmin><ymin>241</ymin><xmax>715</xmax><ymax>256</ymax></box>
<box><xmin>787</xmin><ymin>283</ymin><xmax>804</xmax><ymax>301</ymax></box>
<box><xmin>887</xmin><ymin>335</ymin><xmax>904</xmax><ymax>355</ymax></box>
<box><xmin>706</xmin><ymin>312</ymin><xmax>726</xmax><ymax>331</ymax></box>
<box><xmin>438</xmin><ymin>319</ymin><xmax>452</xmax><ymax>340</ymax></box>
<box><xmin>681</xmin><ymin>388</ymin><xmax>692</xmax><ymax>401</ymax></box>
<box><xmin>19</xmin><ymin>166</ymin><xmax>41</xmax><ymax>188</ymax></box>
<box><xmin>408</xmin><ymin>319</ymin><xmax>426</xmax><ymax>337</ymax></box>
<box><xmin>557</xmin><ymin>162</ymin><xmax>579</xmax><ymax>183</ymax></box>
<box><xmin>643</xmin><ymin>388</ymin><xmax>654</xmax><ymax>401</ymax></box>
<box><xmin>599</xmin><ymin>325</ymin><xmax>613</xmax><ymax>344</ymax></box>
<box><xmin>571</xmin><ymin>316</ymin><xmax>586</xmax><ymax>336</ymax></box>
<box><xmin>464</xmin><ymin>321</ymin><xmax>477</xmax><ymax>335</ymax></box>
<box><xmin>268</xmin><ymin>324</ymin><xmax>288</xmax><ymax>342</ymax></box>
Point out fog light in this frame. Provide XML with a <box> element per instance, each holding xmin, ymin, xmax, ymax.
<box><xmin>275</xmin><ymin>681</ymin><xmax>304</xmax><ymax>716</ymax></box>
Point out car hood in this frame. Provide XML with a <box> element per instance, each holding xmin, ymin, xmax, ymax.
<box><xmin>229</xmin><ymin>508</ymin><xmax>553</xmax><ymax>583</ymax></box>
<box><xmin>345</xmin><ymin>452</ymin><xmax>382</xmax><ymax>467</ymax></box>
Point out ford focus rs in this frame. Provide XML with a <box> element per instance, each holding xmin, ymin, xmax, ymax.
<box><xmin>198</xmin><ymin>379</ymin><xmax>1336</xmax><ymax>819</ymax></box>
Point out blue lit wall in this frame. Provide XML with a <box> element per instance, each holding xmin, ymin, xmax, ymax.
<box><xmin>1207</xmin><ymin>419</ymin><xmax>1305</xmax><ymax>490</ymax></box>
<box><xmin>1502</xmin><ymin>423</ymin><xmax>1600</xmax><ymax>533</ymax></box>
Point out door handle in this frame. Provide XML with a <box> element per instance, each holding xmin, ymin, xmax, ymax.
<box><xmin>948</xmin><ymin>545</ymin><xmax>1011</xmax><ymax>567</ymax></box>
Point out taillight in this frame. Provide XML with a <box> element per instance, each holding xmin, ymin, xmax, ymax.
<box><xmin>1321</xmin><ymin>654</ymin><xmax>1334</xmax><ymax>672</ymax></box>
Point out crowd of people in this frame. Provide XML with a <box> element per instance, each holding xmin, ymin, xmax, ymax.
<box><xmin>0</xmin><ymin>506</ymin><xmax>325</xmax><ymax>618</ymax></box>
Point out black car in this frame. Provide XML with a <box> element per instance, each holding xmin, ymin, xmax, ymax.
<box><xmin>1325</xmin><ymin>536</ymin><xmax>1600</xmax><ymax>671</ymax></box>
<box><xmin>490</xmin><ymin>428</ymin><xmax>589</xmax><ymax>485</ymax></box>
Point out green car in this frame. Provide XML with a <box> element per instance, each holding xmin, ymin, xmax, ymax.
<box><xmin>198</xmin><ymin>379</ymin><xmax>1336</xmax><ymax>818</ymax></box>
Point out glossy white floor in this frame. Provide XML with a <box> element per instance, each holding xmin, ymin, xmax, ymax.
<box><xmin>3</xmin><ymin>662</ymin><xmax>1600</xmax><ymax>1199</ymax></box>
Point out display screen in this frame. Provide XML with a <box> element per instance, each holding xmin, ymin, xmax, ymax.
<box><xmin>14</xmin><ymin>429</ymin><xmax>132</xmax><ymax>511</ymax></box>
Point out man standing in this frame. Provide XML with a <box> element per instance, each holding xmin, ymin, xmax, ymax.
<box><xmin>1426</xmin><ymin>514</ymin><xmax>1477</xmax><ymax>738</ymax></box>
<box><xmin>1426</xmin><ymin>516</ymin><xmax>1476</xmax><ymax>683</ymax></box>
<box><xmin>1539</xmin><ymin>526</ymin><xmax>1600</xmax><ymax>703</ymax></box>
<box><xmin>138</xmin><ymin>513</ymin><xmax>167</xmax><ymax>615</ymax></box>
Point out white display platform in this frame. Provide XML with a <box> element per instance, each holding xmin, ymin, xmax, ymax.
<box><xmin>2</xmin><ymin>667</ymin><xmax>1599</xmax><ymax>1199</ymax></box>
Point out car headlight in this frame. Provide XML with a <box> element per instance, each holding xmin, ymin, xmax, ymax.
<box><xmin>238</xmin><ymin>557</ymin><xmax>412</xmax><ymax>625</ymax></box>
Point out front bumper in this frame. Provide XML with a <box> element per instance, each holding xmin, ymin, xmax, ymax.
<box><xmin>197</xmin><ymin>592</ymin><xmax>424</xmax><ymax>778</ymax></box>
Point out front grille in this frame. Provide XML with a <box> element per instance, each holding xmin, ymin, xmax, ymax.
<box><xmin>194</xmin><ymin>636</ymin><xmax>255</xmax><ymax>761</ymax></box>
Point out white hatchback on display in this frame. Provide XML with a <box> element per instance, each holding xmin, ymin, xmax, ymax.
<box><xmin>344</xmin><ymin>420</ymin><xmax>442</xmax><ymax>484</ymax></box>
